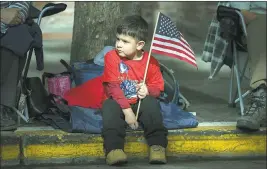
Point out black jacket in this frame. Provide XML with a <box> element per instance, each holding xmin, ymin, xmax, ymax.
<box><xmin>0</xmin><ymin>22</ymin><xmax>44</xmax><ymax>71</ymax></box>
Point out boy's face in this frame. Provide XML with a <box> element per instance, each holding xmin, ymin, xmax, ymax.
<box><xmin>115</xmin><ymin>34</ymin><xmax>145</xmax><ymax>58</ymax></box>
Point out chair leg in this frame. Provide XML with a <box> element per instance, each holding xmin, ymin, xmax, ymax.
<box><xmin>15</xmin><ymin>81</ymin><xmax>30</xmax><ymax>124</ymax></box>
<box><xmin>235</xmin><ymin>90</ymin><xmax>251</xmax><ymax>103</ymax></box>
<box><xmin>228</xmin><ymin>63</ymin><xmax>235</xmax><ymax>107</ymax></box>
<box><xmin>233</xmin><ymin>53</ymin><xmax>250</xmax><ymax>102</ymax></box>
<box><xmin>233</xmin><ymin>43</ymin><xmax>245</xmax><ymax>116</ymax></box>
<box><xmin>11</xmin><ymin>106</ymin><xmax>29</xmax><ymax>123</ymax></box>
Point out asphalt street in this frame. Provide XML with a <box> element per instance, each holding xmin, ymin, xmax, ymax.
<box><xmin>5</xmin><ymin>160</ymin><xmax>266</xmax><ymax>169</ymax></box>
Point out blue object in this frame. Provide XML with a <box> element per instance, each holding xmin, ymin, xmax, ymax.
<box><xmin>69</xmin><ymin>106</ymin><xmax>103</xmax><ymax>134</ymax></box>
<box><xmin>71</xmin><ymin>46</ymin><xmax>114</xmax><ymax>86</ymax></box>
<box><xmin>71</xmin><ymin>62</ymin><xmax>104</xmax><ymax>86</ymax></box>
<box><xmin>69</xmin><ymin>102</ymin><xmax>198</xmax><ymax>134</ymax></box>
<box><xmin>159</xmin><ymin>102</ymin><xmax>198</xmax><ymax>129</ymax></box>
<box><xmin>94</xmin><ymin>46</ymin><xmax>114</xmax><ymax>66</ymax></box>
<box><xmin>67</xmin><ymin>46</ymin><xmax>198</xmax><ymax>134</ymax></box>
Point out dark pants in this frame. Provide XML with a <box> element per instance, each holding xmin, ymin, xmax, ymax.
<box><xmin>246</xmin><ymin>14</ymin><xmax>266</xmax><ymax>89</ymax></box>
<box><xmin>101</xmin><ymin>96</ymin><xmax>168</xmax><ymax>154</ymax></box>
<box><xmin>0</xmin><ymin>47</ymin><xmax>26</xmax><ymax>107</ymax></box>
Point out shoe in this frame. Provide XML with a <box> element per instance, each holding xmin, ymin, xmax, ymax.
<box><xmin>106</xmin><ymin>149</ymin><xmax>127</xmax><ymax>166</ymax></box>
<box><xmin>0</xmin><ymin>105</ymin><xmax>18</xmax><ymax>131</ymax></box>
<box><xmin>149</xmin><ymin>145</ymin><xmax>167</xmax><ymax>164</ymax></box>
<box><xmin>236</xmin><ymin>85</ymin><xmax>266</xmax><ymax>130</ymax></box>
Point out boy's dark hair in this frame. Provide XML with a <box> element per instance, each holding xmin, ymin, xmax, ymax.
<box><xmin>116</xmin><ymin>15</ymin><xmax>148</xmax><ymax>42</ymax></box>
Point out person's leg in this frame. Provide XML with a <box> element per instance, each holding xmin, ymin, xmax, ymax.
<box><xmin>0</xmin><ymin>47</ymin><xmax>20</xmax><ymax>131</ymax></box>
<box><xmin>236</xmin><ymin>14</ymin><xmax>266</xmax><ymax>130</ymax></box>
<box><xmin>133</xmin><ymin>96</ymin><xmax>168</xmax><ymax>164</ymax></box>
<box><xmin>248</xmin><ymin>14</ymin><xmax>266</xmax><ymax>89</ymax></box>
<box><xmin>0</xmin><ymin>47</ymin><xmax>20</xmax><ymax>107</ymax></box>
<box><xmin>101</xmin><ymin>99</ymin><xmax>127</xmax><ymax>165</ymax></box>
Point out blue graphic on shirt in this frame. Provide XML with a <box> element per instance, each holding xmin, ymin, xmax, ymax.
<box><xmin>119</xmin><ymin>61</ymin><xmax>129</xmax><ymax>74</ymax></box>
<box><xmin>119</xmin><ymin>61</ymin><xmax>137</xmax><ymax>99</ymax></box>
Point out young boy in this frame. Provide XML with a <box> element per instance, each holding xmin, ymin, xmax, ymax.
<box><xmin>101</xmin><ymin>15</ymin><xmax>168</xmax><ymax>166</ymax></box>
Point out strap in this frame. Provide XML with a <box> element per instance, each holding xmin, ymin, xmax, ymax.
<box><xmin>42</xmin><ymin>93</ymin><xmax>72</xmax><ymax>132</ymax></box>
<box><xmin>40</xmin><ymin>108</ymin><xmax>72</xmax><ymax>133</ymax></box>
<box><xmin>48</xmin><ymin>93</ymin><xmax>68</xmax><ymax>105</ymax></box>
<box><xmin>60</xmin><ymin>59</ymin><xmax>73</xmax><ymax>73</ymax></box>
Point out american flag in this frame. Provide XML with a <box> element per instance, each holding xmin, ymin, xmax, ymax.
<box><xmin>151</xmin><ymin>12</ymin><xmax>197</xmax><ymax>67</ymax></box>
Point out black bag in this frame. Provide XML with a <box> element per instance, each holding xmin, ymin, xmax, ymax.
<box><xmin>25</xmin><ymin>77</ymin><xmax>51</xmax><ymax>117</ymax></box>
<box><xmin>35</xmin><ymin>94</ymin><xmax>73</xmax><ymax>133</ymax></box>
<box><xmin>25</xmin><ymin>77</ymin><xmax>72</xmax><ymax>132</ymax></box>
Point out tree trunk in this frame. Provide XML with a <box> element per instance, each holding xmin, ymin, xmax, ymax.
<box><xmin>70</xmin><ymin>2</ymin><xmax>141</xmax><ymax>63</ymax></box>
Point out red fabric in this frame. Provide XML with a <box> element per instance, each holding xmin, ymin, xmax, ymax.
<box><xmin>63</xmin><ymin>76</ymin><xmax>104</xmax><ymax>109</ymax></box>
<box><xmin>102</xmin><ymin>49</ymin><xmax>164</xmax><ymax>105</ymax></box>
<box><xmin>63</xmin><ymin>50</ymin><xmax>164</xmax><ymax>109</ymax></box>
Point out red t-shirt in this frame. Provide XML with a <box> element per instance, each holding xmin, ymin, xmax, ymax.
<box><xmin>102</xmin><ymin>49</ymin><xmax>164</xmax><ymax>108</ymax></box>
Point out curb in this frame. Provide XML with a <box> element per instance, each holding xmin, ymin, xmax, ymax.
<box><xmin>0</xmin><ymin>132</ymin><xmax>21</xmax><ymax>166</ymax></box>
<box><xmin>1</xmin><ymin>124</ymin><xmax>266</xmax><ymax>166</ymax></box>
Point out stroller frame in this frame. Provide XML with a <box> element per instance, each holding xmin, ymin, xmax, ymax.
<box><xmin>13</xmin><ymin>3</ymin><xmax>67</xmax><ymax>123</ymax></box>
<box><xmin>14</xmin><ymin>3</ymin><xmax>191</xmax><ymax>124</ymax></box>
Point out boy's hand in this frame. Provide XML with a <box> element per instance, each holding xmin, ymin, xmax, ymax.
<box><xmin>1</xmin><ymin>8</ymin><xmax>22</xmax><ymax>25</ymax></box>
<box><xmin>122</xmin><ymin>108</ymin><xmax>139</xmax><ymax>130</ymax></box>
<box><xmin>136</xmin><ymin>83</ymin><xmax>148</xmax><ymax>99</ymax></box>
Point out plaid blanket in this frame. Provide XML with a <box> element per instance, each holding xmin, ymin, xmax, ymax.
<box><xmin>201</xmin><ymin>2</ymin><xmax>231</xmax><ymax>79</ymax></box>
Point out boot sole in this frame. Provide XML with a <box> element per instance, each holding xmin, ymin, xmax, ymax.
<box><xmin>236</xmin><ymin>120</ymin><xmax>260</xmax><ymax>130</ymax></box>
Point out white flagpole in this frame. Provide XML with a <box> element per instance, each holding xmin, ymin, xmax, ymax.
<box><xmin>136</xmin><ymin>12</ymin><xmax>161</xmax><ymax>120</ymax></box>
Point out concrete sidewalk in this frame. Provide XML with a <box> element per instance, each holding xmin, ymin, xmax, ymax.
<box><xmin>2</xmin><ymin>9</ymin><xmax>264</xmax><ymax>167</ymax></box>
<box><xmin>26</xmin><ymin>37</ymin><xmax>249</xmax><ymax>122</ymax></box>
<box><xmin>2</xmin><ymin>40</ymin><xmax>265</xmax><ymax>167</ymax></box>
<box><xmin>1</xmin><ymin>123</ymin><xmax>266</xmax><ymax>167</ymax></box>
<box><xmin>1</xmin><ymin>38</ymin><xmax>265</xmax><ymax>167</ymax></box>
<box><xmin>28</xmin><ymin>2</ymin><xmax>250</xmax><ymax>122</ymax></box>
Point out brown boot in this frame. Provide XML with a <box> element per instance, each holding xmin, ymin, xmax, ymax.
<box><xmin>149</xmin><ymin>145</ymin><xmax>167</xmax><ymax>164</ymax></box>
<box><xmin>106</xmin><ymin>149</ymin><xmax>127</xmax><ymax>166</ymax></box>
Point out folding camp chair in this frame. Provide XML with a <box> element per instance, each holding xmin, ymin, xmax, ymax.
<box><xmin>217</xmin><ymin>5</ymin><xmax>251</xmax><ymax>116</ymax></box>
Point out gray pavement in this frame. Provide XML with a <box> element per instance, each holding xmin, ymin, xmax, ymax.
<box><xmin>153</xmin><ymin>37</ymin><xmax>250</xmax><ymax>122</ymax></box>
<box><xmin>27</xmin><ymin>37</ymin><xmax>249</xmax><ymax>123</ymax></box>
<box><xmin>26</xmin><ymin>13</ymin><xmax>251</xmax><ymax>123</ymax></box>
<box><xmin>5</xmin><ymin>160</ymin><xmax>267</xmax><ymax>169</ymax></box>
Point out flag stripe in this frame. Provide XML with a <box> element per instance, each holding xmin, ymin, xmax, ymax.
<box><xmin>151</xmin><ymin>42</ymin><xmax>196</xmax><ymax>61</ymax></box>
<box><xmin>170</xmin><ymin>32</ymin><xmax>190</xmax><ymax>48</ymax></box>
<box><xmin>152</xmin><ymin>49</ymin><xmax>197</xmax><ymax>67</ymax></box>
<box><xmin>180</xmin><ymin>36</ymin><xmax>190</xmax><ymax>47</ymax></box>
<box><xmin>152</xmin><ymin>12</ymin><xmax>197</xmax><ymax>68</ymax></box>
<box><xmin>153</xmin><ymin>37</ymin><xmax>194</xmax><ymax>57</ymax></box>
<box><xmin>152</xmin><ymin>38</ymin><xmax>195</xmax><ymax>59</ymax></box>
<box><xmin>154</xmin><ymin>34</ymin><xmax>195</xmax><ymax>55</ymax></box>
<box><xmin>151</xmin><ymin>46</ymin><xmax>197</xmax><ymax>65</ymax></box>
